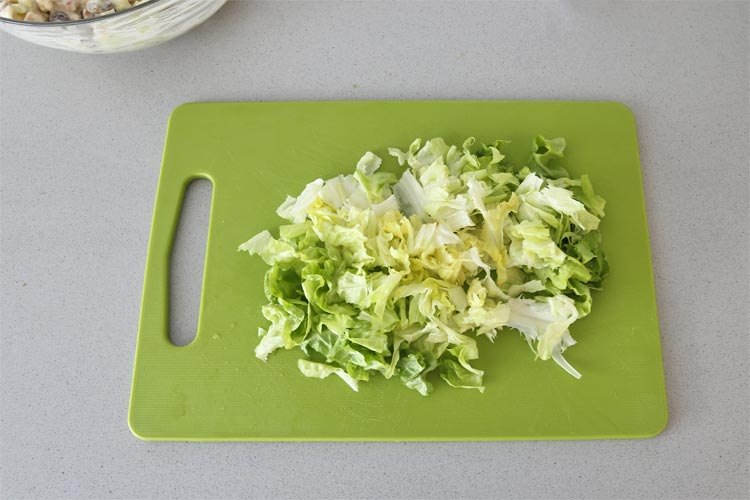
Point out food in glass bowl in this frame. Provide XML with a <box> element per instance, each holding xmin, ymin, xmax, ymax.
<box><xmin>0</xmin><ymin>0</ymin><xmax>147</xmax><ymax>22</ymax></box>
<box><xmin>0</xmin><ymin>0</ymin><xmax>227</xmax><ymax>53</ymax></box>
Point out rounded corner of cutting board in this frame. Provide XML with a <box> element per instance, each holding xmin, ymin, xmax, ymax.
<box><xmin>168</xmin><ymin>102</ymin><xmax>200</xmax><ymax>121</ymax></box>
<box><xmin>641</xmin><ymin>404</ymin><xmax>670</xmax><ymax>439</ymax></box>
<box><xmin>597</xmin><ymin>101</ymin><xmax>638</xmax><ymax>130</ymax></box>
<box><xmin>127</xmin><ymin>406</ymin><xmax>153</xmax><ymax>442</ymax></box>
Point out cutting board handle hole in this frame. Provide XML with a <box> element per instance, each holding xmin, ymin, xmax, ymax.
<box><xmin>169</xmin><ymin>178</ymin><xmax>213</xmax><ymax>346</ymax></box>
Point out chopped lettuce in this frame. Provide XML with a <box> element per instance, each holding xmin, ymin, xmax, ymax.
<box><xmin>240</xmin><ymin>136</ymin><xmax>607</xmax><ymax>394</ymax></box>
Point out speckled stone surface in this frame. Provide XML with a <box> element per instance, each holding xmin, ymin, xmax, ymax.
<box><xmin>1</xmin><ymin>1</ymin><xmax>748</xmax><ymax>499</ymax></box>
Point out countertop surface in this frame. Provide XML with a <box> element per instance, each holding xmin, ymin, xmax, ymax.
<box><xmin>1</xmin><ymin>1</ymin><xmax>748</xmax><ymax>499</ymax></box>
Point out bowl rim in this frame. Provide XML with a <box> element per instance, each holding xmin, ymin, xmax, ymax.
<box><xmin>0</xmin><ymin>0</ymin><xmax>164</xmax><ymax>27</ymax></box>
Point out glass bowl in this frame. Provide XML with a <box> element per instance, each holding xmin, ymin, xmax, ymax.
<box><xmin>0</xmin><ymin>0</ymin><xmax>227</xmax><ymax>53</ymax></box>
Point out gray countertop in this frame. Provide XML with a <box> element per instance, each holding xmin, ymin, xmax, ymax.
<box><xmin>1</xmin><ymin>1</ymin><xmax>748</xmax><ymax>499</ymax></box>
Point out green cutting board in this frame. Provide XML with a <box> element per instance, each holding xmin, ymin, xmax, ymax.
<box><xmin>128</xmin><ymin>101</ymin><xmax>667</xmax><ymax>441</ymax></box>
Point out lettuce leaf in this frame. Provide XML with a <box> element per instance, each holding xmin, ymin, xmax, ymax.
<box><xmin>240</xmin><ymin>135</ymin><xmax>607</xmax><ymax>394</ymax></box>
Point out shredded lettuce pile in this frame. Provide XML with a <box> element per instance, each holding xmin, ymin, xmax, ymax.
<box><xmin>240</xmin><ymin>136</ymin><xmax>607</xmax><ymax>395</ymax></box>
